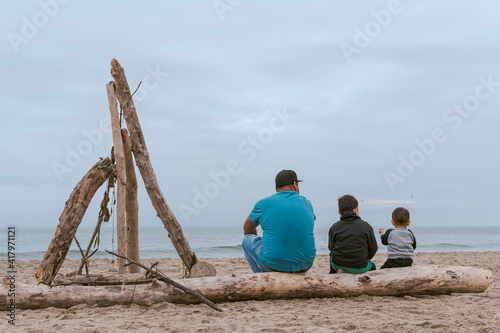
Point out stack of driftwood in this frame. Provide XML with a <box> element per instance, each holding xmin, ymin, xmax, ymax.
<box><xmin>35</xmin><ymin>59</ymin><xmax>215</xmax><ymax>286</ymax></box>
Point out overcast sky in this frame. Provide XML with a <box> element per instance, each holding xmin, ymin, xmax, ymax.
<box><xmin>1</xmin><ymin>1</ymin><xmax>499</xmax><ymax>232</ymax></box>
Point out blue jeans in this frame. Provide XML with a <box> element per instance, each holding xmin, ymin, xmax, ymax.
<box><xmin>242</xmin><ymin>234</ymin><xmax>272</xmax><ymax>273</ymax></box>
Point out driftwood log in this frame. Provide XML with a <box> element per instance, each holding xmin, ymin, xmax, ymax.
<box><xmin>12</xmin><ymin>266</ymin><xmax>492</xmax><ymax>310</ymax></box>
<box><xmin>107</xmin><ymin>81</ymin><xmax>127</xmax><ymax>273</ymax></box>
<box><xmin>110</xmin><ymin>59</ymin><xmax>202</xmax><ymax>273</ymax></box>
<box><xmin>36</xmin><ymin>158</ymin><xmax>115</xmax><ymax>285</ymax></box>
<box><xmin>121</xmin><ymin>128</ymin><xmax>140</xmax><ymax>273</ymax></box>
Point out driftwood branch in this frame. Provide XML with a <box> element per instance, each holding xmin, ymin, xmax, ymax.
<box><xmin>121</xmin><ymin>81</ymin><xmax>142</xmax><ymax>109</ymax></box>
<box><xmin>54</xmin><ymin>280</ymin><xmax>154</xmax><ymax>287</ymax></box>
<box><xmin>77</xmin><ymin>221</ymin><xmax>102</xmax><ymax>276</ymax></box>
<box><xmin>36</xmin><ymin>158</ymin><xmax>115</xmax><ymax>285</ymax></box>
<box><xmin>122</xmin><ymin>128</ymin><xmax>140</xmax><ymax>273</ymax></box>
<box><xmin>53</xmin><ymin>272</ymin><xmax>154</xmax><ymax>286</ymax></box>
<box><xmin>88</xmin><ymin>248</ymin><xmax>99</xmax><ymax>260</ymax></box>
<box><xmin>105</xmin><ymin>250</ymin><xmax>223</xmax><ymax>312</ymax></box>
<box><xmin>110</xmin><ymin>59</ymin><xmax>201</xmax><ymax>273</ymax></box>
<box><xmin>73</xmin><ymin>236</ymin><xmax>89</xmax><ymax>280</ymax></box>
<box><xmin>77</xmin><ymin>178</ymin><xmax>113</xmax><ymax>275</ymax></box>
<box><xmin>107</xmin><ymin>81</ymin><xmax>127</xmax><ymax>273</ymax></box>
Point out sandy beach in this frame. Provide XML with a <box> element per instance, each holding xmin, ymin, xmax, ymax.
<box><xmin>3</xmin><ymin>252</ymin><xmax>499</xmax><ymax>332</ymax></box>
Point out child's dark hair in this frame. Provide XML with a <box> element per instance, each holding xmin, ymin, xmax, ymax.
<box><xmin>338</xmin><ymin>195</ymin><xmax>358</xmax><ymax>214</ymax></box>
<box><xmin>392</xmin><ymin>207</ymin><xmax>410</xmax><ymax>226</ymax></box>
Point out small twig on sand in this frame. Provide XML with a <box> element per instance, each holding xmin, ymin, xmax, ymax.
<box><xmin>145</xmin><ymin>261</ymin><xmax>159</xmax><ymax>279</ymax></box>
<box><xmin>105</xmin><ymin>250</ymin><xmax>223</xmax><ymax>312</ymax></box>
<box><xmin>73</xmin><ymin>236</ymin><xmax>90</xmax><ymax>281</ymax></box>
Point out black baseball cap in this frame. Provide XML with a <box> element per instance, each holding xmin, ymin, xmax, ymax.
<box><xmin>275</xmin><ymin>169</ymin><xmax>302</xmax><ymax>188</ymax></box>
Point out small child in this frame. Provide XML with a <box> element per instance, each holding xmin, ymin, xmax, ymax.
<box><xmin>328</xmin><ymin>195</ymin><xmax>378</xmax><ymax>274</ymax></box>
<box><xmin>379</xmin><ymin>207</ymin><xmax>417</xmax><ymax>269</ymax></box>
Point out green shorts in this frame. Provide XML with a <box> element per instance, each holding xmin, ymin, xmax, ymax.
<box><xmin>330</xmin><ymin>259</ymin><xmax>375</xmax><ymax>274</ymax></box>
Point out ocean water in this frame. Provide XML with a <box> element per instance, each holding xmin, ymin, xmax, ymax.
<box><xmin>2</xmin><ymin>224</ymin><xmax>500</xmax><ymax>261</ymax></box>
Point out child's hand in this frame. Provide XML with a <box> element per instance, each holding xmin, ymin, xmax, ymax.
<box><xmin>378</xmin><ymin>228</ymin><xmax>384</xmax><ymax>234</ymax></box>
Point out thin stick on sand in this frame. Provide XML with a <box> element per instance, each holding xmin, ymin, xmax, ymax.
<box><xmin>73</xmin><ymin>236</ymin><xmax>90</xmax><ymax>281</ymax></box>
<box><xmin>105</xmin><ymin>250</ymin><xmax>223</xmax><ymax>312</ymax></box>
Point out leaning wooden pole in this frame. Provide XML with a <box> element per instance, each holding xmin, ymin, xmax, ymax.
<box><xmin>16</xmin><ymin>266</ymin><xmax>492</xmax><ymax>309</ymax></box>
<box><xmin>122</xmin><ymin>128</ymin><xmax>140</xmax><ymax>273</ymax></box>
<box><xmin>107</xmin><ymin>82</ymin><xmax>127</xmax><ymax>274</ymax></box>
<box><xmin>110</xmin><ymin>59</ymin><xmax>198</xmax><ymax>272</ymax></box>
<box><xmin>36</xmin><ymin>158</ymin><xmax>115</xmax><ymax>285</ymax></box>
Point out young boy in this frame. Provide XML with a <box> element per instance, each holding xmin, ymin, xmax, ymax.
<box><xmin>378</xmin><ymin>207</ymin><xmax>417</xmax><ymax>269</ymax></box>
<box><xmin>328</xmin><ymin>195</ymin><xmax>378</xmax><ymax>274</ymax></box>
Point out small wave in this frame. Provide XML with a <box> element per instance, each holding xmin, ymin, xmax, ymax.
<box><xmin>199</xmin><ymin>244</ymin><xmax>243</xmax><ymax>250</ymax></box>
<box><xmin>417</xmin><ymin>242</ymin><xmax>499</xmax><ymax>253</ymax></box>
<box><xmin>5</xmin><ymin>251</ymin><xmax>47</xmax><ymax>260</ymax></box>
<box><xmin>432</xmin><ymin>243</ymin><xmax>474</xmax><ymax>249</ymax></box>
<box><xmin>193</xmin><ymin>244</ymin><xmax>244</xmax><ymax>258</ymax></box>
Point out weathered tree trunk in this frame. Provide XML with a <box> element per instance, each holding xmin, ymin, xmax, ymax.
<box><xmin>18</xmin><ymin>266</ymin><xmax>492</xmax><ymax>309</ymax></box>
<box><xmin>110</xmin><ymin>59</ymin><xmax>199</xmax><ymax>272</ymax></box>
<box><xmin>36</xmin><ymin>158</ymin><xmax>115</xmax><ymax>285</ymax></box>
<box><xmin>107</xmin><ymin>81</ymin><xmax>127</xmax><ymax>274</ymax></box>
<box><xmin>122</xmin><ymin>128</ymin><xmax>140</xmax><ymax>273</ymax></box>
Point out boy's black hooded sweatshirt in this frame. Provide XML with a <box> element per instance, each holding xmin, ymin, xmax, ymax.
<box><xmin>328</xmin><ymin>211</ymin><xmax>378</xmax><ymax>268</ymax></box>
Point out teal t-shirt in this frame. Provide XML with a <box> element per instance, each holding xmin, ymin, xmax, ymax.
<box><xmin>249</xmin><ymin>191</ymin><xmax>316</xmax><ymax>272</ymax></box>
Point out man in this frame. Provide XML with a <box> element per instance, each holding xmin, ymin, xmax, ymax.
<box><xmin>242</xmin><ymin>169</ymin><xmax>316</xmax><ymax>273</ymax></box>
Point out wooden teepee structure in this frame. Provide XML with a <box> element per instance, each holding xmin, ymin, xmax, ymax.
<box><xmin>36</xmin><ymin>59</ymin><xmax>215</xmax><ymax>286</ymax></box>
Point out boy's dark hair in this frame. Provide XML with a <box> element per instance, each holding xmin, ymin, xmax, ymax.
<box><xmin>338</xmin><ymin>195</ymin><xmax>358</xmax><ymax>214</ymax></box>
<box><xmin>392</xmin><ymin>207</ymin><xmax>410</xmax><ymax>226</ymax></box>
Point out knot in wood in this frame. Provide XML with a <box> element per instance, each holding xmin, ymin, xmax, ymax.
<box><xmin>358</xmin><ymin>275</ymin><xmax>371</xmax><ymax>283</ymax></box>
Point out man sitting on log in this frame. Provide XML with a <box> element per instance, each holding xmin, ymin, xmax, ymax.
<box><xmin>242</xmin><ymin>169</ymin><xmax>316</xmax><ymax>273</ymax></box>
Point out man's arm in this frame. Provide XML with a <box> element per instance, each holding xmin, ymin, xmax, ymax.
<box><xmin>243</xmin><ymin>216</ymin><xmax>259</xmax><ymax>235</ymax></box>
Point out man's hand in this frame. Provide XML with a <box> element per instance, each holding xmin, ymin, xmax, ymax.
<box><xmin>243</xmin><ymin>216</ymin><xmax>258</xmax><ymax>235</ymax></box>
<box><xmin>379</xmin><ymin>228</ymin><xmax>384</xmax><ymax>234</ymax></box>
